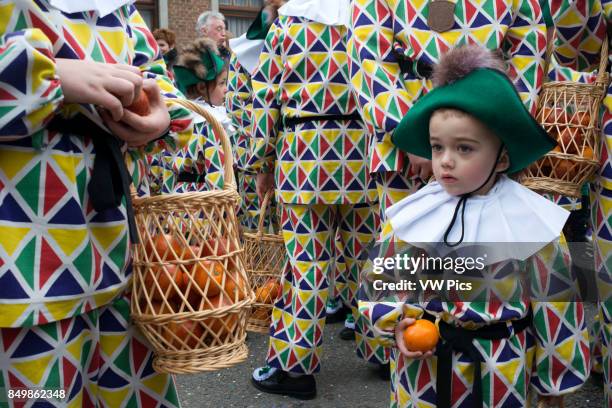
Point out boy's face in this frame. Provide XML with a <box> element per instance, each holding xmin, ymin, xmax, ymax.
<box><xmin>429</xmin><ymin>109</ymin><xmax>509</xmax><ymax>196</ymax></box>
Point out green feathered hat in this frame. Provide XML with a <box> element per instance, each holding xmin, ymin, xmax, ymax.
<box><xmin>392</xmin><ymin>45</ymin><xmax>556</xmax><ymax>174</ymax></box>
<box><xmin>173</xmin><ymin>38</ymin><xmax>226</xmax><ymax>95</ymax></box>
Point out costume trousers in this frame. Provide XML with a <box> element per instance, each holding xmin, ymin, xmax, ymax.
<box><xmin>265</xmin><ymin>203</ymin><xmax>376</xmax><ymax>373</ymax></box>
<box><xmin>0</xmin><ymin>293</ymin><xmax>179</xmax><ymax>408</ymax></box>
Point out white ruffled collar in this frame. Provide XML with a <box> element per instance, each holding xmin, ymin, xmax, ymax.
<box><xmin>229</xmin><ymin>34</ymin><xmax>265</xmax><ymax>75</ymax></box>
<box><xmin>278</xmin><ymin>0</ymin><xmax>350</xmax><ymax>27</ymax></box>
<box><xmin>50</xmin><ymin>0</ymin><xmax>134</xmax><ymax>17</ymax></box>
<box><xmin>193</xmin><ymin>99</ymin><xmax>236</xmax><ymax>134</ymax></box>
<box><xmin>385</xmin><ymin>176</ymin><xmax>570</xmax><ymax>265</ymax></box>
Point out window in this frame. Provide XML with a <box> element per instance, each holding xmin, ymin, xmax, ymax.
<box><xmin>135</xmin><ymin>0</ymin><xmax>159</xmax><ymax>30</ymax></box>
<box><xmin>219</xmin><ymin>0</ymin><xmax>263</xmax><ymax>37</ymax></box>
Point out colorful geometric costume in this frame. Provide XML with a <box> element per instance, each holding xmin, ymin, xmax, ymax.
<box><xmin>0</xmin><ymin>0</ymin><xmax>196</xmax><ymax>406</ymax></box>
<box><xmin>546</xmin><ymin>0</ymin><xmax>612</xmax><ymax>405</ymax></box>
<box><xmin>226</xmin><ymin>54</ymin><xmax>266</xmax><ymax>231</ymax></box>
<box><xmin>247</xmin><ymin>6</ymin><xmax>377</xmax><ymax>373</ymax></box>
<box><xmin>348</xmin><ymin>0</ymin><xmax>548</xmax><ymax>367</ymax></box>
<box><xmin>365</xmin><ymin>48</ymin><xmax>591</xmax><ymax>406</ymax></box>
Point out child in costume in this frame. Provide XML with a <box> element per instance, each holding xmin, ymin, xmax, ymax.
<box><xmin>160</xmin><ymin>38</ymin><xmax>232</xmax><ymax>192</ymax></box>
<box><xmin>360</xmin><ymin>45</ymin><xmax>591</xmax><ymax>407</ymax></box>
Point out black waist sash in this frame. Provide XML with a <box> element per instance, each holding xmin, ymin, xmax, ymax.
<box><xmin>47</xmin><ymin>115</ymin><xmax>139</xmax><ymax>244</ymax></box>
<box><xmin>280</xmin><ymin>113</ymin><xmax>362</xmax><ymax>131</ymax></box>
<box><xmin>395</xmin><ymin>53</ymin><xmax>434</xmax><ymax>79</ymax></box>
<box><xmin>177</xmin><ymin>171</ymin><xmax>206</xmax><ymax>183</ymax></box>
<box><xmin>423</xmin><ymin>310</ymin><xmax>532</xmax><ymax>408</ymax></box>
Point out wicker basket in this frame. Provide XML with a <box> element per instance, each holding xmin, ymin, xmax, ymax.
<box><xmin>519</xmin><ymin>37</ymin><xmax>609</xmax><ymax>198</ymax></box>
<box><xmin>243</xmin><ymin>190</ymin><xmax>286</xmax><ymax>333</ymax></box>
<box><xmin>130</xmin><ymin>99</ymin><xmax>254</xmax><ymax>374</ymax></box>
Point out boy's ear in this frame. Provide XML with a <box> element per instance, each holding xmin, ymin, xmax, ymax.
<box><xmin>496</xmin><ymin>149</ymin><xmax>510</xmax><ymax>173</ymax></box>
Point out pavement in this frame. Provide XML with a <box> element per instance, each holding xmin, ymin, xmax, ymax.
<box><xmin>175</xmin><ymin>304</ymin><xmax>606</xmax><ymax>408</ymax></box>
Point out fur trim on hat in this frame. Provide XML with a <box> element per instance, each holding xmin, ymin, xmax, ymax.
<box><xmin>432</xmin><ymin>44</ymin><xmax>506</xmax><ymax>87</ymax></box>
<box><xmin>177</xmin><ymin>37</ymin><xmax>220</xmax><ymax>81</ymax></box>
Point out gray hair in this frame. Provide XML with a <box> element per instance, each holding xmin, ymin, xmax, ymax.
<box><xmin>196</xmin><ymin>11</ymin><xmax>226</xmax><ymax>35</ymax></box>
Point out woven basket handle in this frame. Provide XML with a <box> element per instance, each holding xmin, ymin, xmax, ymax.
<box><xmin>169</xmin><ymin>98</ymin><xmax>237</xmax><ymax>191</ymax></box>
<box><xmin>256</xmin><ymin>189</ymin><xmax>274</xmax><ymax>237</ymax></box>
<box><xmin>544</xmin><ymin>31</ymin><xmax>608</xmax><ymax>85</ymax></box>
<box><xmin>596</xmin><ymin>35</ymin><xmax>608</xmax><ymax>84</ymax></box>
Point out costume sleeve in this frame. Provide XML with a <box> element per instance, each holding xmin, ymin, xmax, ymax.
<box><xmin>348</xmin><ymin>0</ymin><xmax>413</xmax><ymax>139</ymax></box>
<box><xmin>357</xmin><ymin>242</ymin><xmax>425</xmax><ymax>347</ymax></box>
<box><xmin>226</xmin><ymin>55</ymin><xmax>253</xmax><ymax>170</ymax></box>
<box><xmin>246</xmin><ymin>19</ymin><xmax>284</xmax><ymax>173</ymax></box>
<box><xmin>548</xmin><ymin>0</ymin><xmax>606</xmax><ymax>71</ymax></box>
<box><xmin>527</xmin><ymin>242</ymin><xmax>591</xmax><ymax>396</ymax></box>
<box><xmin>504</xmin><ymin>0</ymin><xmax>547</xmax><ymax>114</ymax></box>
<box><xmin>357</xmin><ymin>301</ymin><xmax>424</xmax><ymax>348</ymax></box>
<box><xmin>127</xmin><ymin>5</ymin><xmax>193</xmax><ymax>156</ymax></box>
<box><xmin>0</xmin><ymin>28</ymin><xmax>63</xmax><ymax>140</ymax></box>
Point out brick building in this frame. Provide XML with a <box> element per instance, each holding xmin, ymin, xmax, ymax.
<box><xmin>135</xmin><ymin>0</ymin><xmax>263</xmax><ymax>49</ymax></box>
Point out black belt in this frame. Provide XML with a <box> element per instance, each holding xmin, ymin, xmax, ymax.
<box><xmin>280</xmin><ymin>113</ymin><xmax>362</xmax><ymax>130</ymax></box>
<box><xmin>177</xmin><ymin>171</ymin><xmax>205</xmax><ymax>183</ymax></box>
<box><xmin>423</xmin><ymin>310</ymin><xmax>532</xmax><ymax>408</ymax></box>
<box><xmin>47</xmin><ymin>115</ymin><xmax>139</xmax><ymax>244</ymax></box>
<box><xmin>395</xmin><ymin>53</ymin><xmax>434</xmax><ymax>79</ymax></box>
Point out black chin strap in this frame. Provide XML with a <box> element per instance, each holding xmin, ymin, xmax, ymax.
<box><xmin>442</xmin><ymin>145</ymin><xmax>505</xmax><ymax>247</ymax></box>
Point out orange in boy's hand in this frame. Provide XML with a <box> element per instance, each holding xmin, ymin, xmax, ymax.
<box><xmin>126</xmin><ymin>91</ymin><xmax>150</xmax><ymax>116</ymax></box>
<box><xmin>403</xmin><ymin>319</ymin><xmax>439</xmax><ymax>352</ymax></box>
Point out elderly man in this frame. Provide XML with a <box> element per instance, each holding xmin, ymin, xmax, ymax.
<box><xmin>195</xmin><ymin>11</ymin><xmax>230</xmax><ymax>60</ymax></box>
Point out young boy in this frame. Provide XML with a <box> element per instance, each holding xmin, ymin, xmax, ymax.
<box><xmin>359</xmin><ymin>45</ymin><xmax>591</xmax><ymax>407</ymax></box>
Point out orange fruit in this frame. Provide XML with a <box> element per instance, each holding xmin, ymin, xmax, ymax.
<box><xmin>540</xmin><ymin>107</ymin><xmax>565</xmax><ymax>124</ymax></box>
<box><xmin>255</xmin><ymin>279</ymin><xmax>281</xmax><ymax>303</ymax></box>
<box><xmin>203</xmin><ymin>295</ymin><xmax>238</xmax><ymax>336</ymax></box>
<box><xmin>403</xmin><ymin>320</ymin><xmax>439</xmax><ymax>352</ymax></box>
<box><xmin>148</xmin><ymin>234</ymin><xmax>186</xmax><ymax>261</ymax></box>
<box><xmin>553</xmin><ymin>158</ymin><xmax>576</xmax><ymax>179</ymax></box>
<box><xmin>201</xmin><ymin>237</ymin><xmax>235</xmax><ymax>256</ymax></box>
<box><xmin>164</xmin><ymin>320</ymin><xmax>203</xmax><ymax>348</ymax></box>
<box><xmin>581</xmin><ymin>146</ymin><xmax>594</xmax><ymax>161</ymax></box>
<box><xmin>223</xmin><ymin>273</ymin><xmax>247</xmax><ymax>301</ymax></box>
<box><xmin>571</xmin><ymin>110</ymin><xmax>591</xmax><ymax>127</ymax></box>
<box><xmin>126</xmin><ymin>91</ymin><xmax>150</xmax><ymax>116</ymax></box>
<box><xmin>144</xmin><ymin>265</ymin><xmax>184</xmax><ymax>301</ymax></box>
<box><xmin>183</xmin><ymin>260</ymin><xmax>224</xmax><ymax>298</ymax></box>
